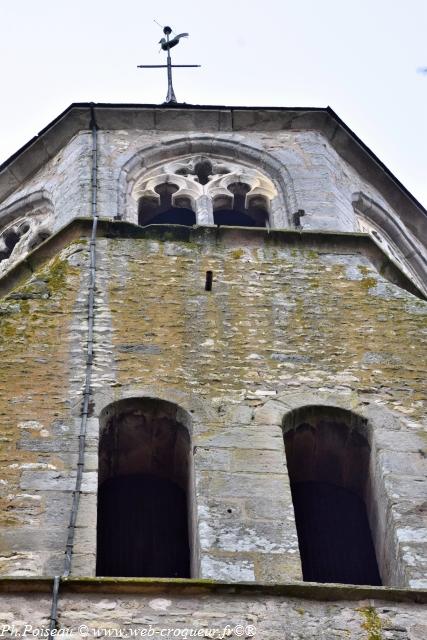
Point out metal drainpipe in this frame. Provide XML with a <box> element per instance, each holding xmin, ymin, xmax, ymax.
<box><xmin>49</xmin><ymin>104</ymin><xmax>99</xmax><ymax>636</ymax></box>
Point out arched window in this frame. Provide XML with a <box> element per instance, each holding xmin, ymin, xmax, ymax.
<box><xmin>352</xmin><ymin>192</ymin><xmax>427</xmax><ymax>297</ymax></box>
<box><xmin>212</xmin><ymin>182</ymin><xmax>269</xmax><ymax>227</ymax></box>
<box><xmin>0</xmin><ymin>222</ymin><xmax>35</xmax><ymax>264</ymax></box>
<box><xmin>139</xmin><ymin>183</ymin><xmax>196</xmax><ymax>226</ymax></box>
<box><xmin>0</xmin><ymin>191</ymin><xmax>53</xmax><ymax>274</ymax></box>
<box><xmin>283</xmin><ymin>406</ymin><xmax>381</xmax><ymax>586</ymax></box>
<box><xmin>96</xmin><ymin>398</ymin><xmax>193</xmax><ymax>578</ymax></box>
<box><xmin>133</xmin><ymin>156</ymin><xmax>277</xmax><ymax>228</ymax></box>
<box><xmin>0</xmin><ymin>229</ymin><xmax>20</xmax><ymax>262</ymax></box>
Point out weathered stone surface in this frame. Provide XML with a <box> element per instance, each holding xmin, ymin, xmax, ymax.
<box><xmin>200</xmin><ymin>555</ymin><xmax>255</xmax><ymax>581</ymax></box>
<box><xmin>230</xmin><ymin>448</ymin><xmax>286</xmax><ymax>474</ymax></box>
<box><xmin>195</xmin><ymin>426</ymin><xmax>283</xmax><ymax>450</ymax></box>
<box><xmin>0</xmin><ymin>585</ymin><xmax>425</xmax><ymax>640</ymax></box>
<box><xmin>253</xmin><ymin>400</ymin><xmax>288</xmax><ymax>425</ymax></box>
<box><xmin>0</xmin><ymin>106</ymin><xmax>426</xmax><ymax>631</ymax></box>
<box><xmin>0</xmin><ymin>108</ymin><xmax>427</xmax><ymax>640</ymax></box>
<box><xmin>0</xmin><ymin>233</ymin><xmax>426</xmax><ymax>588</ymax></box>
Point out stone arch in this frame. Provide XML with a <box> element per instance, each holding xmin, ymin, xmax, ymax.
<box><xmin>282</xmin><ymin>404</ymin><xmax>382</xmax><ymax>586</ymax></box>
<box><xmin>352</xmin><ymin>192</ymin><xmax>427</xmax><ymax>295</ymax></box>
<box><xmin>0</xmin><ymin>191</ymin><xmax>54</xmax><ymax>273</ymax></box>
<box><xmin>96</xmin><ymin>396</ymin><xmax>197</xmax><ymax>578</ymax></box>
<box><xmin>98</xmin><ymin>395</ymin><xmax>194</xmax><ymax>435</ymax></box>
<box><xmin>137</xmin><ymin>174</ymin><xmax>198</xmax><ymax>227</ymax></box>
<box><xmin>92</xmin><ymin>386</ymin><xmax>215</xmax><ymax>428</ymax></box>
<box><xmin>117</xmin><ymin>135</ymin><xmax>299</xmax><ymax>228</ymax></box>
<box><xmin>255</xmin><ymin>392</ymin><xmax>424</xmax><ymax>588</ymax></box>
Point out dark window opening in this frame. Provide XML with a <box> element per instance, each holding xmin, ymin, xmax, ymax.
<box><xmin>97</xmin><ymin>398</ymin><xmax>192</xmax><ymax>578</ymax></box>
<box><xmin>0</xmin><ymin>227</ymin><xmax>28</xmax><ymax>263</ymax></box>
<box><xmin>4</xmin><ymin>231</ymin><xmax>20</xmax><ymax>252</ymax></box>
<box><xmin>29</xmin><ymin>230</ymin><xmax>50</xmax><ymax>251</ymax></box>
<box><xmin>213</xmin><ymin>210</ymin><xmax>262</xmax><ymax>227</ymax></box>
<box><xmin>194</xmin><ymin>160</ymin><xmax>213</xmax><ymax>185</ymax></box>
<box><xmin>97</xmin><ymin>474</ymin><xmax>189</xmax><ymax>578</ymax></box>
<box><xmin>284</xmin><ymin>407</ymin><xmax>381</xmax><ymax>586</ymax></box>
<box><xmin>205</xmin><ymin>270</ymin><xmax>213</xmax><ymax>291</ymax></box>
<box><xmin>213</xmin><ymin>182</ymin><xmax>268</xmax><ymax>228</ymax></box>
<box><xmin>0</xmin><ymin>223</ymin><xmax>43</xmax><ymax>263</ymax></box>
<box><xmin>139</xmin><ymin>183</ymin><xmax>196</xmax><ymax>227</ymax></box>
<box><xmin>18</xmin><ymin>222</ymin><xmax>30</xmax><ymax>235</ymax></box>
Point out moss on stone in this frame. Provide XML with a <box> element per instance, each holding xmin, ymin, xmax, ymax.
<box><xmin>107</xmin><ymin>237</ymin><xmax>427</xmax><ymax>418</ymax></box>
<box><xmin>360</xmin><ymin>277</ymin><xmax>377</xmax><ymax>290</ymax></box>
<box><xmin>0</xmin><ymin>321</ymin><xmax>17</xmax><ymax>338</ymax></box>
<box><xmin>45</xmin><ymin>255</ymin><xmax>68</xmax><ymax>293</ymax></box>
<box><xmin>0</xmin><ymin>243</ymin><xmax>83</xmax><ymax>534</ymax></box>
<box><xmin>359</xmin><ymin>607</ymin><xmax>382</xmax><ymax>640</ymax></box>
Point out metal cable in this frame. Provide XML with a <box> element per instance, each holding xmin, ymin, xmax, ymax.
<box><xmin>49</xmin><ymin>104</ymin><xmax>98</xmax><ymax>636</ymax></box>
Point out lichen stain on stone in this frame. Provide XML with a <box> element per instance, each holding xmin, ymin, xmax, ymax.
<box><xmin>358</xmin><ymin>606</ymin><xmax>383</xmax><ymax>640</ymax></box>
<box><xmin>0</xmin><ymin>244</ymin><xmax>82</xmax><ymax>531</ymax></box>
<box><xmin>108</xmin><ymin>238</ymin><xmax>426</xmax><ymax>421</ymax></box>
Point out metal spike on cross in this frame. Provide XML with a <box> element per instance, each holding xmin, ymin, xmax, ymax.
<box><xmin>137</xmin><ymin>24</ymin><xmax>201</xmax><ymax>104</ymax></box>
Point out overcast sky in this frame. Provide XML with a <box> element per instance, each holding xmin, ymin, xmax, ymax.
<box><xmin>1</xmin><ymin>0</ymin><xmax>426</xmax><ymax>206</ymax></box>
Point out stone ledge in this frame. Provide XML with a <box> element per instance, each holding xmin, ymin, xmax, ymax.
<box><xmin>0</xmin><ymin>576</ymin><xmax>426</xmax><ymax>603</ymax></box>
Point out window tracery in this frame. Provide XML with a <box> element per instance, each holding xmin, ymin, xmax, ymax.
<box><xmin>357</xmin><ymin>215</ymin><xmax>425</xmax><ymax>293</ymax></box>
<box><xmin>136</xmin><ymin>156</ymin><xmax>277</xmax><ymax>227</ymax></box>
<box><xmin>352</xmin><ymin>192</ymin><xmax>427</xmax><ymax>296</ymax></box>
<box><xmin>0</xmin><ymin>194</ymin><xmax>53</xmax><ymax>276</ymax></box>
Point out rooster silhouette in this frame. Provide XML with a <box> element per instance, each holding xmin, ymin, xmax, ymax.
<box><xmin>159</xmin><ymin>32</ymin><xmax>189</xmax><ymax>51</ymax></box>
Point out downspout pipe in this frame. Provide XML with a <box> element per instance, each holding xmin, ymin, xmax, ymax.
<box><xmin>49</xmin><ymin>104</ymin><xmax>99</xmax><ymax>636</ymax></box>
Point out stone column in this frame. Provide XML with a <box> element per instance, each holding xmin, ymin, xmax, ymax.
<box><xmin>195</xmin><ymin>195</ymin><xmax>214</xmax><ymax>225</ymax></box>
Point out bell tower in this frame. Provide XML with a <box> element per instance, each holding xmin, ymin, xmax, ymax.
<box><xmin>0</xmin><ymin>103</ymin><xmax>426</xmax><ymax>637</ymax></box>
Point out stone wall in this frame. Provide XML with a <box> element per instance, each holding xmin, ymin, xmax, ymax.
<box><xmin>2</xmin><ymin>118</ymin><xmax>425</xmax><ymax>292</ymax></box>
<box><xmin>0</xmin><ymin>124</ymin><xmax>410</xmax><ymax>234</ymax></box>
<box><xmin>0</xmin><ymin>133</ymin><xmax>92</xmax><ymax>231</ymax></box>
<box><xmin>0</xmin><ymin>239</ymin><xmax>90</xmax><ymax>575</ymax></box>
<box><xmin>2</xmin><ymin>109</ymin><xmax>426</xmax><ymax>294</ymax></box>
<box><xmin>0</xmin><ymin>226</ymin><xmax>425</xmax><ymax>589</ymax></box>
<box><xmin>100</xmin><ymin>128</ymin><xmax>398</xmax><ymax>231</ymax></box>
<box><xmin>0</xmin><ymin>580</ymin><xmax>426</xmax><ymax>640</ymax></box>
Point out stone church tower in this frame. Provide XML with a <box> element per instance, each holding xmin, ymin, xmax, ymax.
<box><xmin>0</xmin><ymin>103</ymin><xmax>426</xmax><ymax>638</ymax></box>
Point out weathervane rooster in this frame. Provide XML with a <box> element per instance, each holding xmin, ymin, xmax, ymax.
<box><xmin>159</xmin><ymin>30</ymin><xmax>189</xmax><ymax>51</ymax></box>
<box><xmin>138</xmin><ymin>25</ymin><xmax>200</xmax><ymax>104</ymax></box>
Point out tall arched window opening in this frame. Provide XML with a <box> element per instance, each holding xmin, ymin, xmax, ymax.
<box><xmin>283</xmin><ymin>406</ymin><xmax>381</xmax><ymax>586</ymax></box>
<box><xmin>96</xmin><ymin>398</ymin><xmax>193</xmax><ymax>578</ymax></box>
<box><xmin>138</xmin><ymin>183</ymin><xmax>196</xmax><ymax>226</ymax></box>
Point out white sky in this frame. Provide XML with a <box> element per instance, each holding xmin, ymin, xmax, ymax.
<box><xmin>1</xmin><ymin>0</ymin><xmax>426</xmax><ymax>207</ymax></box>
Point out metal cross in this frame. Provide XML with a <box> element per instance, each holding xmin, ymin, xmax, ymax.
<box><xmin>138</xmin><ymin>26</ymin><xmax>200</xmax><ymax>104</ymax></box>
